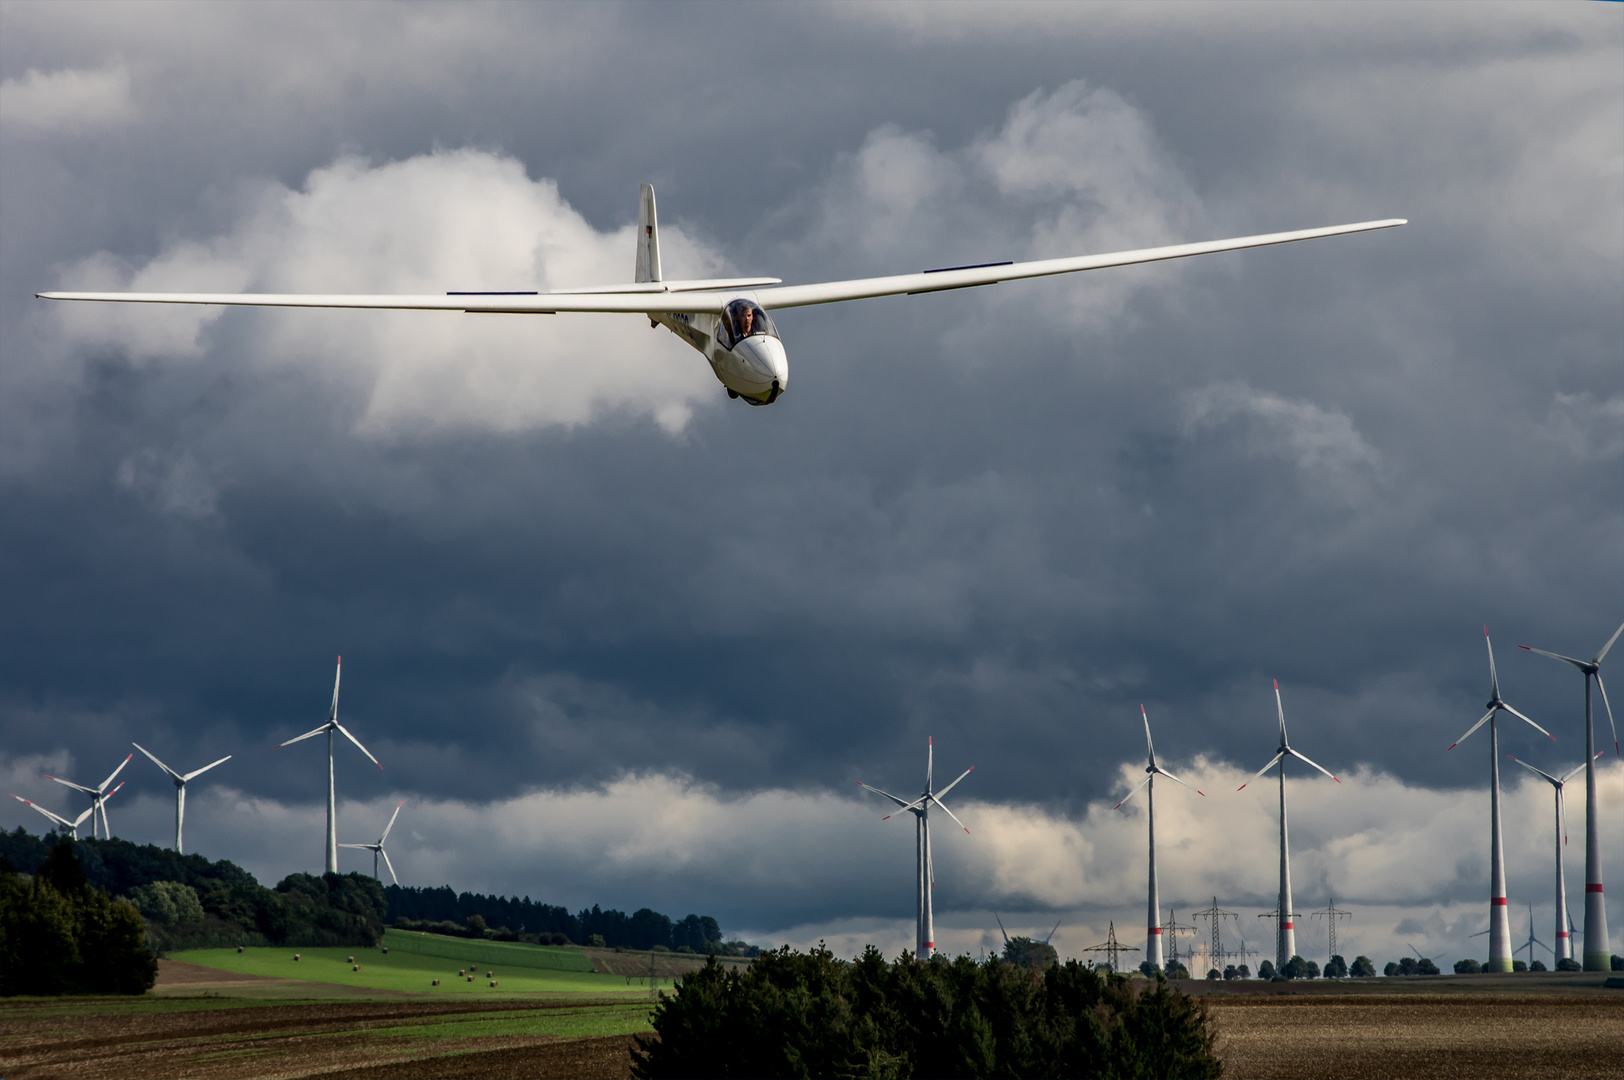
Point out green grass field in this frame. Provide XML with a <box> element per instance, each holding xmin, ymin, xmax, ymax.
<box><xmin>381</xmin><ymin>928</ymin><xmax>597</xmax><ymax>971</ymax></box>
<box><xmin>169</xmin><ymin>944</ymin><xmax>672</xmax><ymax>996</ymax></box>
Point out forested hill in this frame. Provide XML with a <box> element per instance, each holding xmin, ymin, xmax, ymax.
<box><xmin>0</xmin><ymin>827</ymin><xmax>744</xmax><ymax>954</ymax></box>
<box><xmin>385</xmin><ymin>884</ymin><xmax>747</xmax><ymax>954</ymax></box>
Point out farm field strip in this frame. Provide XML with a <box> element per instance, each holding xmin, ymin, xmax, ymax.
<box><xmin>169</xmin><ymin>946</ymin><xmax>653</xmax><ymax>996</ymax></box>
<box><xmin>381</xmin><ymin>930</ymin><xmax>596</xmax><ymax>972</ymax></box>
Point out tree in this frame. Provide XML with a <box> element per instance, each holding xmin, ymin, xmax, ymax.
<box><xmin>1283</xmin><ymin>955</ymin><xmax>1317</xmax><ymax>980</ymax></box>
<box><xmin>1257</xmin><ymin>960</ymin><xmax>1277</xmax><ymax>980</ymax></box>
<box><xmin>1556</xmin><ymin>957</ymin><xmax>1582</xmax><ymax>971</ymax></box>
<box><xmin>1416</xmin><ymin>958</ymin><xmax>1440</xmax><ymax>976</ymax></box>
<box><xmin>1223</xmin><ymin>965</ymin><xmax>1239</xmax><ymax>981</ymax></box>
<box><xmin>633</xmin><ymin>946</ymin><xmax>1223</xmax><ymax>1079</ymax></box>
<box><xmin>1324</xmin><ymin>954</ymin><xmax>1348</xmax><ymax>978</ymax></box>
<box><xmin>1453</xmin><ymin>958</ymin><xmax>1482</xmax><ymax>974</ymax></box>
<box><xmin>1529</xmin><ymin>960</ymin><xmax>1546</xmax><ymax>971</ymax></box>
<box><xmin>1351</xmin><ymin>955</ymin><xmax>1375</xmax><ymax>977</ymax></box>
<box><xmin>1206</xmin><ymin>968</ymin><xmax>1222</xmax><ymax>980</ymax></box>
<box><xmin>1236</xmin><ymin>964</ymin><xmax>1251</xmax><ymax>979</ymax></box>
<box><xmin>1005</xmin><ymin>936</ymin><xmax>1059</xmax><ymax>972</ymax></box>
<box><xmin>1384</xmin><ymin>961</ymin><xmax>1400</xmax><ymax>976</ymax></box>
<box><xmin>1511</xmin><ymin>959</ymin><xmax>1527</xmax><ymax>972</ymax></box>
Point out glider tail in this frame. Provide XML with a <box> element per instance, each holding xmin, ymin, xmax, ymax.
<box><xmin>635</xmin><ymin>183</ymin><xmax>662</xmax><ymax>284</ymax></box>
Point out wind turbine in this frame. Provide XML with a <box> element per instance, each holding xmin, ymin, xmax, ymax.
<box><xmin>44</xmin><ymin>754</ymin><xmax>132</xmax><ymax>839</ymax></box>
<box><xmin>275</xmin><ymin>657</ymin><xmax>382</xmax><ymax>873</ymax></box>
<box><xmin>1519</xmin><ymin>620</ymin><xmax>1622</xmax><ymax>972</ymax></box>
<box><xmin>1239</xmin><ymin>680</ymin><xmax>1339</xmax><ymax>971</ymax></box>
<box><xmin>339</xmin><ymin>800</ymin><xmax>403</xmax><ymax>885</ymax></box>
<box><xmin>11</xmin><ymin>784</ymin><xmax>121</xmax><ymax>840</ymax></box>
<box><xmin>858</xmin><ymin>737</ymin><xmax>974</xmax><ymax>959</ymax></box>
<box><xmin>132</xmin><ymin>744</ymin><xmax>232</xmax><ymax>855</ymax></box>
<box><xmin>1507</xmin><ymin>753</ymin><xmax>1597</xmax><ymax>964</ymax></box>
<box><xmin>1114</xmin><ymin>705</ymin><xmax>1205</xmax><ymax>972</ymax></box>
<box><xmin>1514</xmin><ymin>903</ymin><xmax>1550</xmax><ymax>969</ymax></box>
<box><xmin>1447</xmin><ymin>626</ymin><xmax>1555</xmax><ymax>973</ymax></box>
<box><xmin>992</xmin><ymin>912</ymin><xmax>1062</xmax><ymax>969</ymax></box>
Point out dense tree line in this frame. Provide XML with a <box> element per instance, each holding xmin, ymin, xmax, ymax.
<box><xmin>0</xmin><ymin>827</ymin><xmax>384</xmax><ymax>951</ymax></box>
<box><xmin>633</xmin><ymin>945</ymin><xmax>1221</xmax><ymax>1079</ymax></box>
<box><xmin>1</xmin><ymin>840</ymin><xmax>157</xmax><ymax>995</ymax></box>
<box><xmin>384</xmin><ymin>884</ymin><xmax>742</xmax><ymax>953</ymax></box>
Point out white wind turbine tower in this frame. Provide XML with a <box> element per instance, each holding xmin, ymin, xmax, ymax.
<box><xmin>11</xmin><ymin>784</ymin><xmax>122</xmax><ymax>840</ymax></box>
<box><xmin>1519</xmin><ymin>620</ymin><xmax>1622</xmax><ymax>972</ymax></box>
<box><xmin>1447</xmin><ymin>626</ymin><xmax>1555</xmax><ymax>973</ymax></box>
<box><xmin>1239</xmin><ymin>680</ymin><xmax>1339</xmax><ymax>971</ymax></box>
<box><xmin>1507</xmin><ymin>753</ymin><xmax>1597</xmax><ymax>965</ymax></box>
<box><xmin>275</xmin><ymin>657</ymin><xmax>382</xmax><ymax>873</ymax></box>
<box><xmin>1114</xmin><ymin>705</ymin><xmax>1205</xmax><ymax>972</ymax></box>
<box><xmin>858</xmin><ymin>737</ymin><xmax>975</xmax><ymax>959</ymax></box>
<box><xmin>132</xmin><ymin>744</ymin><xmax>232</xmax><ymax>855</ymax></box>
<box><xmin>45</xmin><ymin>754</ymin><xmax>132</xmax><ymax>839</ymax></box>
<box><xmin>339</xmin><ymin>800</ymin><xmax>403</xmax><ymax>884</ymax></box>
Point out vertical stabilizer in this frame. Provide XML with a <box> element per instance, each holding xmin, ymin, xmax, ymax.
<box><xmin>635</xmin><ymin>183</ymin><xmax>662</xmax><ymax>283</ymax></box>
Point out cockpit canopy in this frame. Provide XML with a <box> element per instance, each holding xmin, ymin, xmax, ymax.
<box><xmin>717</xmin><ymin>299</ymin><xmax>777</xmax><ymax>349</ymax></box>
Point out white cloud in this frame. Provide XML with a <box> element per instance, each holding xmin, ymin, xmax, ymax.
<box><xmin>1546</xmin><ymin>391</ymin><xmax>1624</xmax><ymax>462</ymax></box>
<box><xmin>0</xmin><ymin>62</ymin><xmax>134</xmax><ymax>133</ymax></box>
<box><xmin>46</xmin><ymin>150</ymin><xmax>729</xmax><ymax>435</ymax></box>
<box><xmin>1181</xmin><ymin>382</ymin><xmax>1381</xmax><ymax>492</ymax></box>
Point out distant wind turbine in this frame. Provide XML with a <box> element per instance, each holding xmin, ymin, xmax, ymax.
<box><xmin>1507</xmin><ymin>753</ymin><xmax>1597</xmax><ymax>964</ymax></box>
<box><xmin>1239</xmin><ymin>680</ymin><xmax>1339</xmax><ymax>971</ymax></box>
<box><xmin>45</xmin><ymin>754</ymin><xmax>132</xmax><ymax>839</ymax></box>
<box><xmin>275</xmin><ymin>657</ymin><xmax>382</xmax><ymax>873</ymax></box>
<box><xmin>1115</xmin><ymin>705</ymin><xmax>1204</xmax><ymax>973</ymax></box>
<box><xmin>1519</xmin><ymin>619</ymin><xmax>1622</xmax><ymax>972</ymax></box>
<box><xmin>858</xmin><ymin>737</ymin><xmax>974</xmax><ymax>959</ymax></box>
<box><xmin>1448</xmin><ymin>626</ymin><xmax>1554</xmax><ymax>973</ymax></box>
<box><xmin>339</xmin><ymin>800</ymin><xmax>403</xmax><ymax>884</ymax></box>
<box><xmin>1515</xmin><ymin>903</ymin><xmax>1550</xmax><ymax>969</ymax></box>
<box><xmin>133</xmin><ymin>743</ymin><xmax>232</xmax><ymax>855</ymax></box>
<box><xmin>12</xmin><ymin>784</ymin><xmax>122</xmax><ymax>839</ymax></box>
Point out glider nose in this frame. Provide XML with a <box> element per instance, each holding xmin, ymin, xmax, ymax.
<box><xmin>739</xmin><ymin>335</ymin><xmax>788</xmax><ymax>393</ymax></box>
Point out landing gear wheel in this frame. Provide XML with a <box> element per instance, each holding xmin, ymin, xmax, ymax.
<box><xmin>726</xmin><ymin>388</ymin><xmax>739</xmax><ymax>399</ymax></box>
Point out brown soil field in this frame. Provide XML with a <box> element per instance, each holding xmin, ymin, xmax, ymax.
<box><xmin>4</xmin><ymin>964</ymin><xmax>1618</xmax><ymax>1080</ymax></box>
<box><xmin>1205</xmin><ymin>995</ymin><xmax>1622</xmax><ymax>1080</ymax></box>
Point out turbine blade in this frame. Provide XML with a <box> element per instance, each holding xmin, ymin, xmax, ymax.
<box><xmin>934</xmin><ymin>764</ymin><xmax>976</xmax><ymax>801</ymax></box>
<box><xmin>330</xmin><ymin>656</ymin><xmax>342</xmax><ymax>721</ymax></box>
<box><xmin>380</xmin><ymin>847</ymin><xmax>399</xmax><ymax>886</ymax></box>
<box><xmin>1238</xmin><ymin>751</ymin><xmax>1285</xmax><ymax>790</ymax></box>
<box><xmin>45</xmin><ymin>775</ymin><xmax>98</xmax><ymax>795</ymax></box>
<box><xmin>1594</xmin><ymin>620</ymin><xmax>1624</xmax><ymax>665</ymax></box>
<box><xmin>1286</xmin><ymin>747</ymin><xmax>1340</xmax><ymax>783</ymax></box>
<box><xmin>884</xmin><ymin>796</ymin><xmax>929</xmax><ymax>820</ymax></box>
<box><xmin>1043</xmin><ymin>918</ymin><xmax>1062</xmax><ymax>945</ymax></box>
<box><xmin>1114</xmin><ymin>775</ymin><xmax>1153</xmax><ymax>810</ymax></box>
<box><xmin>1559</xmin><ymin>787</ymin><xmax>1568</xmax><ymax>847</ymax></box>
<box><xmin>1558</xmin><ymin>752</ymin><xmax>1603</xmax><ymax>784</ymax></box>
<box><xmin>1498</xmin><ymin>701</ymin><xmax>1556</xmax><ymax>742</ymax></box>
<box><xmin>336</xmin><ymin>843</ymin><xmax>369</xmax><ymax>850</ymax></box>
<box><xmin>1595</xmin><ymin>673</ymin><xmax>1618</xmax><ymax>755</ymax></box>
<box><xmin>98</xmin><ymin>754</ymin><xmax>133</xmax><ymax>791</ymax></box>
<box><xmin>1485</xmin><ymin>626</ymin><xmax>1499</xmax><ymax>699</ymax></box>
<box><xmin>1517</xmin><ymin>644</ymin><xmax>1588</xmax><ymax>670</ymax></box>
<box><xmin>1447</xmin><ymin>708</ymin><xmax>1495</xmax><ymax>751</ymax></box>
<box><xmin>182</xmin><ymin>755</ymin><xmax>233</xmax><ymax>781</ymax></box>
<box><xmin>11</xmin><ymin>795</ymin><xmax>72</xmax><ymax>829</ymax></box>
<box><xmin>1142</xmin><ymin>705</ymin><xmax>1157</xmax><ymax>764</ymax></box>
<box><xmin>334</xmin><ymin>722</ymin><xmax>383</xmax><ymax>768</ymax></box>
<box><xmin>1506</xmin><ymin>756</ymin><xmax>1560</xmax><ymax>786</ymax></box>
<box><xmin>932</xmin><ymin>796</ymin><xmax>971</xmax><ymax>834</ymax></box>
<box><xmin>1154</xmin><ymin>766</ymin><xmax>1206</xmax><ymax>796</ymax></box>
<box><xmin>132</xmin><ymin>743</ymin><xmax>183</xmax><ymax>781</ymax></box>
<box><xmin>379</xmin><ymin>800</ymin><xmax>403</xmax><ymax>843</ymax></box>
<box><xmin>1274</xmin><ymin>680</ymin><xmax>1289</xmax><ymax>744</ymax></box>
<box><xmin>994</xmin><ymin>912</ymin><xmax>1010</xmax><ymax>945</ymax></box>
<box><xmin>71</xmin><ymin>805</ymin><xmax>96</xmax><ymax>828</ymax></box>
<box><xmin>275</xmin><ymin>724</ymin><xmax>331</xmax><ymax>749</ymax></box>
<box><xmin>926</xmin><ymin>736</ymin><xmax>933</xmax><ymax>790</ymax></box>
<box><xmin>856</xmin><ymin>782</ymin><xmax>913</xmax><ymax>810</ymax></box>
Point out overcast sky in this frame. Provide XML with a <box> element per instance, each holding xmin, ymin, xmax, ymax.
<box><xmin>2</xmin><ymin>1</ymin><xmax>1620</xmax><ymax>968</ymax></box>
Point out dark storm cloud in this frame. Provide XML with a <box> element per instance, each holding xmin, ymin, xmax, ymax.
<box><xmin>2</xmin><ymin>2</ymin><xmax>1619</xmax><ymax>959</ymax></box>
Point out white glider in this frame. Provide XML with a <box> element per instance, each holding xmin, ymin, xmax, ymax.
<box><xmin>38</xmin><ymin>185</ymin><xmax>1404</xmax><ymax>407</ymax></box>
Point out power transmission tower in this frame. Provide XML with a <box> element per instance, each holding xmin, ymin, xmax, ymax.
<box><xmin>1309</xmin><ymin>897</ymin><xmax>1353</xmax><ymax>963</ymax></box>
<box><xmin>1161</xmin><ymin>908</ymin><xmax>1198</xmax><ymax>971</ymax></box>
<box><xmin>1193</xmin><ymin>897</ymin><xmax>1240</xmax><ymax>971</ymax></box>
<box><xmin>1082</xmin><ymin>921</ymin><xmax>1140</xmax><ymax>974</ymax></box>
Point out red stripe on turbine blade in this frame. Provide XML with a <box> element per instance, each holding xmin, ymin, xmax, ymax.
<box><xmin>1586</xmin><ymin>884</ymin><xmax>1604</xmax><ymax>893</ymax></box>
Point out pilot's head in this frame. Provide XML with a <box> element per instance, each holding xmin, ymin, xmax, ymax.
<box><xmin>736</xmin><ymin>305</ymin><xmax>754</xmax><ymax>334</ymax></box>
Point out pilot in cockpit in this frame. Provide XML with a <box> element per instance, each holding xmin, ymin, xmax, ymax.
<box><xmin>733</xmin><ymin>304</ymin><xmax>755</xmax><ymax>340</ymax></box>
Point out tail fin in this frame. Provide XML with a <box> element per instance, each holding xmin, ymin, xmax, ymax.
<box><xmin>635</xmin><ymin>183</ymin><xmax>662</xmax><ymax>283</ymax></box>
